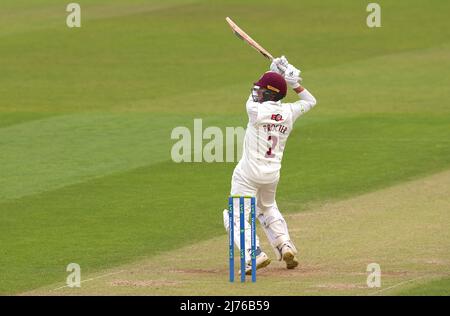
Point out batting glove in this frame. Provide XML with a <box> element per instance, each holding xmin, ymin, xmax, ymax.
<box><xmin>284</xmin><ymin>64</ymin><xmax>302</xmax><ymax>89</ymax></box>
<box><xmin>270</xmin><ymin>55</ymin><xmax>289</xmax><ymax>74</ymax></box>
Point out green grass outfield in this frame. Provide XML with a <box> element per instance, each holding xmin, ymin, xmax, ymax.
<box><xmin>26</xmin><ymin>170</ymin><xmax>450</xmax><ymax>295</ymax></box>
<box><xmin>1</xmin><ymin>0</ymin><xmax>449</xmax><ymax>294</ymax></box>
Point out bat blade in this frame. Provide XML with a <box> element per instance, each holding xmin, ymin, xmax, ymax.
<box><xmin>225</xmin><ymin>17</ymin><xmax>274</xmax><ymax>61</ymax></box>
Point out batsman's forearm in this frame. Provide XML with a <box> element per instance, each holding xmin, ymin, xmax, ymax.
<box><xmin>296</xmin><ymin>87</ymin><xmax>317</xmax><ymax>109</ymax></box>
<box><xmin>293</xmin><ymin>85</ymin><xmax>305</xmax><ymax>94</ymax></box>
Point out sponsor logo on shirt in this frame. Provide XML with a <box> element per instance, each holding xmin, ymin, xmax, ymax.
<box><xmin>271</xmin><ymin>114</ymin><xmax>283</xmax><ymax>122</ymax></box>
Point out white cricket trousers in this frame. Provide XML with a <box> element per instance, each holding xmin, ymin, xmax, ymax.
<box><xmin>223</xmin><ymin>163</ymin><xmax>293</xmax><ymax>262</ymax></box>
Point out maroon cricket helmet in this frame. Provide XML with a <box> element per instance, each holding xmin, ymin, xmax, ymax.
<box><xmin>254</xmin><ymin>71</ymin><xmax>287</xmax><ymax>101</ymax></box>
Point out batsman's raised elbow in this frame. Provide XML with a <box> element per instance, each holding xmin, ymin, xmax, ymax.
<box><xmin>309</xmin><ymin>95</ymin><xmax>317</xmax><ymax>108</ymax></box>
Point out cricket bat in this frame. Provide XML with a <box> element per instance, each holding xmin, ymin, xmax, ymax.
<box><xmin>225</xmin><ymin>17</ymin><xmax>274</xmax><ymax>61</ymax></box>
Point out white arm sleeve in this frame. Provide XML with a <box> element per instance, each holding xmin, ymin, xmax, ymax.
<box><xmin>246</xmin><ymin>94</ymin><xmax>258</xmax><ymax>124</ymax></box>
<box><xmin>290</xmin><ymin>89</ymin><xmax>317</xmax><ymax>121</ymax></box>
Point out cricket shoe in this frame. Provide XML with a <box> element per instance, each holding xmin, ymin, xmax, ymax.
<box><xmin>244</xmin><ymin>250</ymin><xmax>271</xmax><ymax>275</ymax></box>
<box><xmin>281</xmin><ymin>243</ymin><xmax>299</xmax><ymax>269</ymax></box>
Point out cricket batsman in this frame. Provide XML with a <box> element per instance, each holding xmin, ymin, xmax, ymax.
<box><xmin>223</xmin><ymin>56</ymin><xmax>317</xmax><ymax>274</ymax></box>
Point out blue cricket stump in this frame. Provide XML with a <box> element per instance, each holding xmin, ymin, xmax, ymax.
<box><xmin>228</xmin><ymin>196</ymin><xmax>256</xmax><ymax>283</ymax></box>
